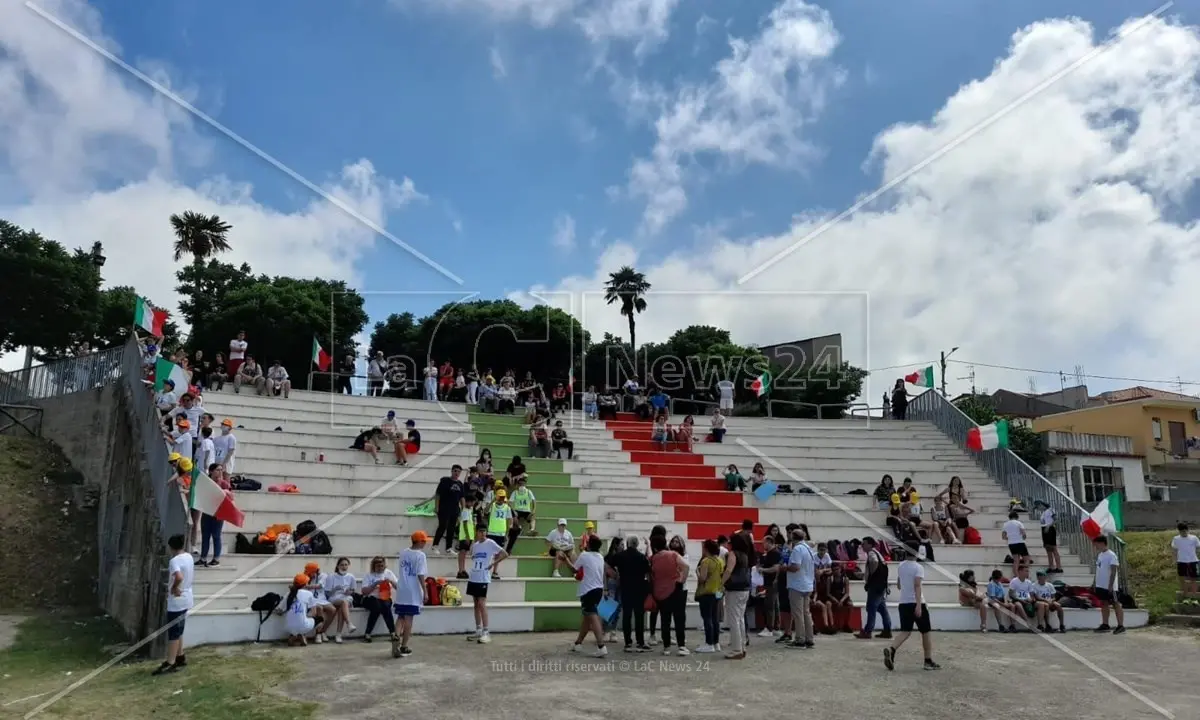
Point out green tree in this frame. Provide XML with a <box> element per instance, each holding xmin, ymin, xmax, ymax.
<box><xmin>952</xmin><ymin>393</ymin><xmax>1047</xmax><ymax>470</ymax></box>
<box><xmin>0</xmin><ymin>220</ymin><xmax>103</xmax><ymax>360</ymax></box>
<box><xmin>170</xmin><ymin>211</ymin><xmax>233</xmax><ymax>340</ymax></box>
<box><xmin>603</xmin><ymin>266</ymin><xmax>650</xmax><ymax>364</ymax></box>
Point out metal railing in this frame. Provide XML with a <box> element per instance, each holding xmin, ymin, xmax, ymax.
<box><xmin>766</xmin><ymin>399</ymin><xmax>870</xmax><ymax>419</ymax></box>
<box><xmin>0</xmin><ymin>346</ymin><xmax>125</xmax><ymax>404</ymax></box>
<box><xmin>907</xmin><ymin>389</ymin><xmax>1125</xmax><ymax>590</ymax></box>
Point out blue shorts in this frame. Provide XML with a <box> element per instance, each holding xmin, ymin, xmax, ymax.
<box><xmin>393</xmin><ymin>604</ymin><xmax>422</xmax><ymax>617</ymax></box>
<box><xmin>166</xmin><ymin>610</ymin><xmax>187</xmax><ymax>640</ymax></box>
<box><xmin>652</xmin><ymin>432</ymin><xmax>667</xmax><ymax>442</ymax></box>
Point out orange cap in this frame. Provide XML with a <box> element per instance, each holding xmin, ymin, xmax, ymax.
<box><xmin>412</xmin><ymin>530</ymin><xmax>429</xmax><ymax>544</ymax></box>
<box><xmin>293</xmin><ymin>573</ymin><xmax>310</xmax><ymax>587</ymax></box>
<box><xmin>176</xmin><ymin>418</ymin><xmax>190</xmax><ymax>429</ymax></box>
<box><xmin>221</xmin><ymin>418</ymin><xmax>234</xmax><ymax>427</ymax></box>
<box><xmin>303</xmin><ymin>562</ymin><xmax>320</xmax><ymax>576</ymax></box>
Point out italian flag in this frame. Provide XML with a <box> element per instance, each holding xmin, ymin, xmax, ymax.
<box><xmin>312</xmin><ymin>336</ymin><xmax>331</xmax><ymax>371</ymax></box>
<box><xmin>133</xmin><ymin>297</ymin><xmax>167</xmax><ymax>336</ymax></box>
<box><xmin>1080</xmin><ymin>492</ymin><xmax>1123</xmax><ymax>539</ymax></box>
<box><xmin>750</xmin><ymin>371</ymin><xmax>771</xmax><ymax>397</ymax></box>
<box><xmin>966</xmin><ymin>420</ymin><xmax>1009</xmax><ymax>451</ymax></box>
<box><xmin>567</xmin><ymin>367</ymin><xmax>574</xmax><ymax>393</ymax></box>
<box><xmin>154</xmin><ymin>358</ymin><xmax>190</xmax><ymax>392</ymax></box>
<box><xmin>189</xmin><ymin>468</ymin><xmax>245</xmax><ymax>527</ymax></box>
<box><xmin>904</xmin><ymin>366</ymin><xmax>935</xmax><ymax>387</ymax></box>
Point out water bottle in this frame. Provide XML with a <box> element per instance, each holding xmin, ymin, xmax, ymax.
<box><xmin>301</xmin><ymin>451</ymin><xmax>307</xmax><ymax>461</ymax></box>
<box><xmin>318</xmin><ymin>453</ymin><xmax>325</xmax><ymax>462</ymax></box>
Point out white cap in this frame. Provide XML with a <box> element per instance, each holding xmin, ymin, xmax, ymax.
<box><xmin>557</xmin><ymin>518</ymin><xmax>568</xmax><ymax>526</ymax></box>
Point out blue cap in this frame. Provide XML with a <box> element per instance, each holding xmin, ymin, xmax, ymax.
<box><xmin>386</xmin><ymin>410</ymin><xmax>395</xmax><ymax>417</ymax></box>
<box><xmin>405</xmin><ymin>419</ymin><xmax>415</xmax><ymax>426</ymax></box>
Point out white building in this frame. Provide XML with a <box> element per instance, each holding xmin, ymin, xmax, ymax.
<box><xmin>1041</xmin><ymin>430</ymin><xmax>1155</xmax><ymax>503</ymax></box>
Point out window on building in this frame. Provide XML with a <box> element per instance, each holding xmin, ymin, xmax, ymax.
<box><xmin>1081</xmin><ymin>466</ymin><xmax>1116</xmax><ymax>504</ymax></box>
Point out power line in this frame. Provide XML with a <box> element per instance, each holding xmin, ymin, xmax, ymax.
<box><xmin>945</xmin><ymin>358</ymin><xmax>1200</xmax><ymax>387</ymax></box>
<box><xmin>868</xmin><ymin>361</ymin><xmax>937</xmax><ymax>373</ymax></box>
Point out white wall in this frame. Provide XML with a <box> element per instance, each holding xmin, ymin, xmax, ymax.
<box><xmin>1045</xmin><ymin>453</ymin><xmax>1148</xmax><ymax>502</ymax></box>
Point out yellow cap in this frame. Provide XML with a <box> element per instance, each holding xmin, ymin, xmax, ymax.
<box><xmin>584</xmin><ymin>521</ymin><xmax>596</xmax><ymax>530</ymax></box>
<box><xmin>890</xmin><ymin>493</ymin><xmax>901</xmax><ymax>505</ymax></box>
<box><xmin>168</xmin><ymin>452</ymin><xmax>182</xmax><ymax>462</ymax></box>
<box><xmin>910</xmin><ymin>491</ymin><xmax>920</xmax><ymax>503</ymax></box>
<box><xmin>495</xmin><ymin>490</ymin><xmax>507</xmax><ymax>499</ymax></box>
<box><xmin>178</xmin><ymin>458</ymin><xmax>194</xmax><ymax>472</ymax></box>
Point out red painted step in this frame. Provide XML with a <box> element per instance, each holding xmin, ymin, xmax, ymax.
<box><xmin>660</xmin><ymin>490</ymin><xmax>745</xmax><ymax>507</ymax></box>
<box><xmin>650</xmin><ymin>476</ymin><xmax>727</xmax><ymax>491</ymax></box>
<box><xmin>628</xmin><ymin>449</ymin><xmax>703</xmax><ymax>464</ymax></box>
<box><xmin>686</xmin><ymin>522</ymin><xmax>772</xmax><ymax>540</ymax></box>
<box><xmin>620</xmin><ymin>439</ymin><xmax>699</xmax><ymax>454</ymax></box>
<box><xmin>673</xmin><ymin>505</ymin><xmax>759</xmax><ymax>524</ymax></box>
<box><xmin>612</xmin><ymin>429</ymin><xmax>652</xmax><ymax>441</ymax></box>
<box><xmin>639</xmin><ymin>463</ymin><xmax>715</xmax><ymax>478</ymax></box>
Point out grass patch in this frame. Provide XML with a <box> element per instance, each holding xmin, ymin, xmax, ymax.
<box><xmin>0</xmin><ymin>614</ymin><xmax>317</xmax><ymax>720</ymax></box>
<box><xmin>1123</xmin><ymin>530</ymin><xmax>1178</xmax><ymax>621</ymax></box>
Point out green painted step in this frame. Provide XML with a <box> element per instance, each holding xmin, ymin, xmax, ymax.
<box><xmin>527</xmin><ymin>501</ymin><xmax>588</xmax><ymax>518</ymax></box>
<box><xmin>524</xmin><ymin>579</ymin><xmax>580</xmax><ymax>602</ymax></box>
<box><xmin>532</xmin><ymin>606</ymin><xmax>580</xmax><ymax>632</ymax></box>
<box><xmin>518</xmin><ymin>485</ymin><xmax>578</xmax><ymax>502</ymax></box>
<box><xmin>513</xmin><ymin>533</ymin><xmax>593</xmax><ymax>555</ymax></box>
<box><xmin>515</xmin><ymin>557</ymin><xmax>559</xmax><ymax>576</ymax></box>
<box><xmin>475</xmin><ymin>431</ymin><xmax>539</xmax><ymax>446</ymax></box>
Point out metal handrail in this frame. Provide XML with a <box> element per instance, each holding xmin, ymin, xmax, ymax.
<box><xmin>906</xmin><ymin>389</ymin><xmax>1125</xmax><ymax>590</ymax></box>
<box><xmin>766</xmin><ymin>399</ymin><xmax>870</xmax><ymax>420</ymax></box>
<box><xmin>0</xmin><ymin>346</ymin><xmax>125</xmax><ymax>404</ymax></box>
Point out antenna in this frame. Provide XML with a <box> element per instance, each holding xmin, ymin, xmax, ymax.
<box><xmin>1176</xmin><ymin>376</ymin><xmax>1186</xmax><ymax>394</ymax></box>
<box><xmin>1027</xmin><ymin>376</ymin><xmax>1038</xmax><ymax>394</ymax></box>
<box><xmin>1058</xmin><ymin>371</ymin><xmax>1066</xmax><ymax>393</ymax></box>
<box><xmin>958</xmin><ymin>365</ymin><xmax>977</xmax><ymax>395</ymax></box>
<box><xmin>1073</xmin><ymin>365</ymin><xmax>1086</xmax><ymax>388</ymax></box>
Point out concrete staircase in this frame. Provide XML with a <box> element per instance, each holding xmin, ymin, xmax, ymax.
<box><xmin>182</xmin><ymin>390</ymin><xmax>1147</xmax><ymax>645</ymax></box>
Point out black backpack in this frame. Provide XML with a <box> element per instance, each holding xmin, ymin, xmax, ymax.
<box><xmin>310</xmin><ymin>530</ymin><xmax>333</xmax><ymax>555</ymax></box>
<box><xmin>296</xmin><ymin>519</ymin><xmax>318</xmax><ymax>541</ymax></box>
<box><xmin>250</xmin><ymin>592</ymin><xmax>282</xmax><ymax>612</ymax></box>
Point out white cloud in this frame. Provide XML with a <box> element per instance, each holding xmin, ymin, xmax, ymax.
<box><xmin>624</xmin><ymin>0</ymin><xmax>843</xmax><ymax>235</ymax></box>
<box><xmin>523</xmin><ymin>15</ymin><xmax>1200</xmax><ymax>398</ymax></box>
<box><xmin>0</xmin><ymin>0</ymin><xmax>430</xmax><ymax>357</ymax></box>
<box><xmin>489</xmin><ymin>45</ymin><xmax>508</xmax><ymax>78</ymax></box>
<box><xmin>552</xmin><ymin>213</ymin><xmax>577</xmax><ymax>250</ymax></box>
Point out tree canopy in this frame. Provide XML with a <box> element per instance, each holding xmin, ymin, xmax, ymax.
<box><xmin>953</xmin><ymin>393</ymin><xmax>1047</xmax><ymax>470</ymax></box>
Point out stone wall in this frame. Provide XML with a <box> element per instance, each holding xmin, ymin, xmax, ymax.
<box><xmin>35</xmin><ymin>383</ymin><xmax>170</xmax><ymax>654</ymax></box>
<box><xmin>1122</xmin><ymin>500</ymin><xmax>1200</xmax><ymax>531</ymax></box>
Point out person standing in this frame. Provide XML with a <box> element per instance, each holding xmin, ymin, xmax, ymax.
<box><xmin>423</xmin><ymin>360</ymin><xmax>438</xmax><ymax>401</ymax></box>
<box><xmin>612</xmin><ymin>536</ymin><xmax>651</xmax><ymax>652</ymax></box>
<box><xmin>570</xmin><ymin>535</ymin><xmax>611</xmax><ymax>657</ymax></box>
<box><xmin>337</xmin><ymin>354</ymin><xmax>356</xmax><ymax>394</ymax></box>
<box><xmin>227</xmin><ymin>331</ymin><xmax>248</xmax><ymax>379</ymax></box>
<box><xmin>883</xmin><ymin>545</ymin><xmax>940</xmax><ymax>671</ymax></box>
<box><xmin>1171</xmin><ymin>522</ymin><xmax>1200</xmax><ymax>596</ymax></box>
<box><xmin>649</xmin><ymin>534</ymin><xmax>689</xmax><ymax>656</ymax></box>
<box><xmin>857</xmin><ymin>537</ymin><xmax>893</xmax><ymax>639</ymax></box>
<box><xmin>367</xmin><ymin>352</ymin><xmax>386</xmax><ymax>397</ymax></box>
<box><xmin>1092</xmin><ymin>536</ymin><xmax>1125</xmax><ymax>634</ymax></box>
<box><xmin>694</xmin><ymin>539</ymin><xmax>724</xmax><ymax>654</ymax></box>
<box><xmin>393</xmin><ymin>531</ymin><xmax>429</xmax><ymax>657</ymax></box>
<box><xmin>466</xmin><ymin>524</ymin><xmax>508</xmax><ymax>643</ymax></box>
<box><xmin>785</xmin><ymin>529</ymin><xmax>816</xmax><ymax>649</ymax></box>
<box><xmin>721</xmin><ymin>533</ymin><xmax>753</xmax><ymax>659</ymax></box>
<box><xmin>432</xmin><ymin>466</ymin><xmax>466</xmax><ymax>554</ymax></box>
<box><xmin>153</xmin><ymin>534</ymin><xmax>194</xmax><ymax>675</ymax></box>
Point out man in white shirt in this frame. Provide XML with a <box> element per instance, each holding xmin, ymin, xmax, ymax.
<box><xmin>267</xmin><ymin>361</ymin><xmax>292</xmax><ymax>399</ymax></box>
<box><xmin>496</xmin><ymin>381</ymin><xmax>517</xmax><ymax>415</ymax></box>
<box><xmin>546</xmin><ymin>519</ymin><xmax>576</xmax><ymax>578</ymax></box>
<box><xmin>367</xmin><ymin>352</ymin><xmax>386</xmax><ymax>397</ymax></box>
<box><xmin>716</xmin><ymin>379</ymin><xmax>735</xmax><ymax>412</ymax></box>
<box><xmin>1033</xmin><ymin>570</ymin><xmax>1066</xmax><ymax>633</ymax></box>
<box><xmin>710</xmin><ymin>408</ymin><xmax>727</xmax><ymax>443</ymax></box>
<box><xmin>466</xmin><ymin>524</ymin><xmax>508</xmax><ymax>644</ymax></box>
<box><xmin>153</xmin><ymin>534</ymin><xmax>194</xmax><ymax>675</ymax></box>
<box><xmin>393</xmin><ymin>531</ymin><xmax>430</xmax><ymax>658</ymax></box>
<box><xmin>155</xmin><ymin>380</ymin><xmax>179</xmax><ymax>415</ymax></box>
<box><xmin>423</xmin><ymin>361</ymin><xmax>438</xmax><ymax>401</ymax></box>
<box><xmin>570</xmin><ymin>534</ymin><xmax>611</xmax><ymax>657</ymax></box>
<box><xmin>1002</xmin><ymin>511</ymin><xmax>1030</xmax><ymax>580</ymax></box>
<box><xmin>1171</xmin><ymin>522</ymin><xmax>1200</xmax><ymax>595</ymax></box>
<box><xmin>197</xmin><ymin>427</ymin><xmax>216</xmax><ymax>473</ymax></box>
<box><xmin>168</xmin><ymin>418</ymin><xmax>193</xmax><ymax>462</ymax></box>
<box><xmin>1091</xmin><ymin>536</ymin><xmax>1125</xmax><ymax>634</ymax></box>
<box><xmin>228</xmin><ymin>331</ymin><xmax>248</xmax><ymax>378</ymax></box>
<box><xmin>784</xmin><ymin>530</ymin><xmax>816</xmax><ymax>648</ymax></box>
<box><xmin>1006</xmin><ymin>564</ymin><xmax>1037</xmax><ymax>631</ymax></box>
<box><xmin>212</xmin><ymin>419</ymin><xmax>237</xmax><ymax>475</ymax></box>
<box><xmin>178</xmin><ymin>393</ymin><xmax>202</xmax><ymax>438</ymax></box>
<box><xmin>883</xmin><ymin>545</ymin><xmax>940</xmax><ymax>671</ymax></box>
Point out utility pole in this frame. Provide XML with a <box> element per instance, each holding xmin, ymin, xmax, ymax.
<box><xmin>959</xmin><ymin>366</ymin><xmax>976</xmax><ymax>395</ymax></box>
<box><xmin>939</xmin><ymin>346</ymin><xmax>959</xmax><ymax>396</ymax></box>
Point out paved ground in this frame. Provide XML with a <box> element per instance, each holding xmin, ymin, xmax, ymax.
<box><xmin>266</xmin><ymin>628</ymin><xmax>1198</xmax><ymax>720</ymax></box>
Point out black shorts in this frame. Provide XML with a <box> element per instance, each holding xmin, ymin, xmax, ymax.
<box><xmin>166</xmin><ymin>610</ymin><xmax>187</xmax><ymax>640</ymax></box>
<box><xmin>1042</xmin><ymin>527</ymin><xmax>1057</xmax><ymax>548</ymax></box>
<box><xmin>1093</xmin><ymin>587</ymin><xmax>1114</xmax><ymax>604</ymax></box>
<box><xmin>517</xmin><ymin>511</ymin><xmax>532</xmax><ymax>522</ymax></box>
<box><xmin>466</xmin><ymin>582</ymin><xmax>490</xmax><ymax>599</ymax></box>
<box><xmin>954</xmin><ymin>517</ymin><xmax>969</xmax><ymax>529</ymax></box>
<box><xmin>580</xmin><ymin>588</ymin><xmax>603</xmax><ymax>615</ymax></box>
<box><xmin>1008</xmin><ymin>543</ymin><xmax>1030</xmax><ymax>558</ymax></box>
<box><xmin>487</xmin><ymin>534</ymin><xmax>506</xmax><ymax>546</ymax></box>
<box><xmin>1177</xmin><ymin>562</ymin><xmax>1199</xmax><ymax>578</ymax></box>
<box><xmin>898</xmin><ymin>603</ymin><xmax>931</xmax><ymax>634</ymax></box>
<box><xmin>457</xmin><ymin>538</ymin><xmax>472</xmax><ymax>552</ymax></box>
<box><xmin>777</xmin><ymin>584</ymin><xmax>791</xmax><ymax>611</ymax></box>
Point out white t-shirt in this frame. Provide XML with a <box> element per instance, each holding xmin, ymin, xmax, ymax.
<box><xmin>229</xmin><ymin>339</ymin><xmax>247</xmax><ymax>360</ymax></box>
<box><xmin>1095</xmin><ymin>549</ymin><xmax>1120</xmax><ymax>591</ymax></box>
<box><xmin>1033</xmin><ymin>582</ymin><xmax>1057</xmax><ymax>600</ymax></box>
<box><xmin>155</xmin><ymin>390</ymin><xmax>177</xmax><ymax>411</ymax></box>
<box><xmin>368</xmin><ymin>359</ymin><xmax>385</xmax><ymax>379</ymax></box>
<box><xmin>424</xmin><ymin>366</ymin><xmax>437</xmax><ymax>379</ymax></box>
<box><xmin>786</xmin><ymin>543</ymin><xmax>816</xmax><ymax>593</ymax></box>
<box><xmin>815</xmin><ymin>553</ymin><xmax>832</xmax><ymax>570</ymax></box>
<box><xmin>1040</xmin><ymin>508</ymin><xmax>1056</xmax><ymax>527</ymax></box>
<box><xmin>182</xmin><ymin>405</ymin><xmax>202</xmax><ymax>437</ymax></box>
<box><xmin>397</xmin><ymin>548</ymin><xmax>428</xmax><ymax>606</ymax></box>
<box><xmin>575</xmin><ymin>551</ymin><xmax>606</xmax><ymax>596</ymax></box>
<box><xmin>717</xmin><ymin>380</ymin><xmax>734</xmax><ymax>400</ymax></box>
<box><xmin>1003</xmin><ymin>519</ymin><xmax>1026</xmax><ymax>543</ymax></box>
<box><xmin>711</xmin><ymin>413</ymin><xmax>726</xmax><ymax>429</ymax></box>
<box><xmin>285</xmin><ymin>588</ymin><xmax>316</xmax><ymax>634</ymax></box>
<box><xmin>310</xmin><ymin>572</ymin><xmax>330</xmax><ymax>604</ymax></box>
<box><xmin>363</xmin><ymin>569</ymin><xmax>399</xmax><ymax>599</ymax></box>
<box><xmin>1008</xmin><ymin>577</ymin><xmax>1036</xmax><ymax>601</ymax></box>
<box><xmin>198</xmin><ymin>437</ymin><xmax>215</xmax><ymax>471</ymax></box>
<box><xmin>1172</xmin><ymin>534</ymin><xmax>1200</xmax><ymax>564</ymax></box>
<box><xmin>212</xmin><ymin>433</ymin><xmax>237</xmax><ymax>473</ymax></box>
<box><xmin>324</xmin><ymin>572</ymin><xmax>356</xmax><ymax>602</ymax></box>
<box><xmin>897</xmin><ymin>559</ymin><xmax>924</xmax><ymax>604</ymax></box>
<box><xmin>166</xmin><ymin>553</ymin><xmax>195</xmax><ymax>612</ymax></box>
<box><xmin>546</xmin><ymin>528</ymin><xmax>574</xmax><ymax>551</ymax></box>
<box><xmin>469</xmin><ymin>539</ymin><xmax>504</xmax><ymax>584</ymax></box>
<box><xmin>172</xmin><ymin>431</ymin><xmax>193</xmax><ymax>461</ymax></box>
<box><xmin>268</xmin><ymin>365</ymin><xmax>289</xmax><ymax>382</ymax></box>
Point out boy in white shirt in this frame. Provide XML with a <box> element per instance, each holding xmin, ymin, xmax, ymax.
<box><xmin>883</xmin><ymin>545</ymin><xmax>939</xmax><ymax>671</ymax></box>
<box><xmin>1006</xmin><ymin>564</ymin><xmax>1037</xmax><ymax>631</ymax></box>
<box><xmin>466</xmin><ymin>524</ymin><xmax>508</xmax><ymax>643</ymax></box>
<box><xmin>1091</xmin><ymin>536</ymin><xmax>1125</xmax><ymax>634</ymax></box>
<box><xmin>212</xmin><ymin>419</ymin><xmax>237</xmax><ymax>475</ymax></box>
<box><xmin>152</xmin><ymin>534</ymin><xmax>194</xmax><ymax>675</ymax></box>
<box><xmin>197</xmin><ymin>427</ymin><xmax>216</xmax><ymax>474</ymax></box>
<box><xmin>393</xmin><ymin>531</ymin><xmax>430</xmax><ymax>657</ymax></box>
<box><xmin>1002</xmin><ymin>511</ymin><xmax>1030</xmax><ymax>580</ymax></box>
<box><xmin>1032</xmin><ymin>570</ymin><xmax>1065</xmax><ymax>633</ymax></box>
<box><xmin>1171</xmin><ymin>522</ymin><xmax>1200</xmax><ymax>595</ymax></box>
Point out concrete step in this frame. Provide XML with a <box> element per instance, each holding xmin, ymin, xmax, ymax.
<box><xmin>232</xmin><ymin>512</ymin><xmax>598</xmax><ymax>537</ymax></box>
<box><xmin>696</xmin><ymin>446</ymin><xmax>968</xmax><ymax>461</ymax></box>
<box><xmin>235</xmin><ymin>443</ymin><xmax>615</xmax><ymax>466</ymax></box>
<box><xmin>233</xmin><ymin>428</ymin><xmax>618</xmax><ymax>452</ymax></box>
<box><xmin>232</xmin><ymin>457</ymin><xmax>572</xmax><ymax>482</ymax></box>
<box><xmin>230</xmin><ymin>475</ymin><xmax>583</xmax><ymax>499</ymax></box>
<box><xmin>233</xmin><ymin>491</ymin><xmax>589</xmax><ymax>518</ymax></box>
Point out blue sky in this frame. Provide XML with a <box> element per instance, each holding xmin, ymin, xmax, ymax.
<box><xmin>3</xmin><ymin>0</ymin><xmax>1199</xmax><ymax>396</ymax></box>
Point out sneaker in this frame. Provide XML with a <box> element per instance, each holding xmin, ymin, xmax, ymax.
<box><xmin>883</xmin><ymin>647</ymin><xmax>895</xmax><ymax>671</ymax></box>
<box><xmin>676</xmin><ymin>647</ymin><xmax>690</xmax><ymax>657</ymax></box>
<box><xmin>756</xmin><ymin>628</ymin><xmax>773</xmax><ymax>638</ymax></box>
<box><xmin>635</xmin><ymin>645</ymin><xmax>651</xmax><ymax>653</ymax></box>
<box><xmin>175</xmin><ymin>655</ymin><xmax>187</xmax><ymax>668</ymax></box>
<box><xmin>647</xmin><ymin>637</ymin><xmax>659</xmax><ymax>646</ymax></box>
<box><xmin>456</xmin><ymin>571</ymin><xmax>469</xmax><ymax>580</ymax></box>
<box><xmin>773</xmin><ymin>630</ymin><xmax>783</xmax><ymax>638</ymax></box>
<box><xmin>1094</xmin><ymin>624</ymin><xmax>1112</xmax><ymax>633</ymax></box>
<box><xmin>1058</xmin><ymin>627</ymin><xmax>1067</xmax><ymax>634</ymax></box>
<box><xmin>400</xmin><ymin>646</ymin><xmax>413</xmax><ymax>656</ymax></box>
<box><xmin>334</xmin><ymin>634</ymin><xmax>343</xmax><ymax>644</ymax></box>
<box><xmin>314</xmin><ymin>634</ymin><xmax>324</xmax><ymax>644</ymax></box>
<box><xmin>477</xmin><ymin>632</ymin><xmax>491</xmax><ymax>644</ymax></box>
<box><xmin>662</xmin><ymin>647</ymin><xmax>673</xmax><ymax>656</ymax></box>
<box><xmin>855</xmin><ymin>631</ymin><xmax>873</xmax><ymax>639</ymax></box>
<box><xmin>430</xmin><ymin>547</ymin><xmax>441</xmax><ymax>556</ymax></box>
<box><xmin>552</xmin><ymin>570</ymin><xmax>562</xmax><ymax>578</ymax></box>
<box><xmin>151</xmin><ymin>662</ymin><xmax>177</xmax><ymax>676</ymax></box>
<box><xmin>572</xmin><ymin>643</ymin><xmax>584</xmax><ymax>653</ymax></box>
<box><xmin>362</xmin><ymin>635</ymin><xmax>373</xmax><ymax>643</ymax></box>
<box><xmin>876</xmin><ymin>631</ymin><xmax>893</xmax><ymax>639</ymax></box>
<box><xmin>467</xmin><ymin>630</ymin><xmax>482</xmax><ymax>641</ymax></box>
<box><xmin>624</xmin><ymin>645</ymin><xmax>636</xmax><ymax>653</ymax></box>
<box><xmin>787</xmin><ymin>640</ymin><xmax>806</xmax><ymax>649</ymax></box>
<box><xmin>775</xmin><ymin>634</ymin><xmax>793</xmax><ymax>644</ymax></box>
<box><xmin>593</xmin><ymin>646</ymin><xmax>609</xmax><ymax>658</ymax></box>
<box><xmin>923</xmin><ymin>659</ymin><xmax>941</xmax><ymax>671</ymax></box>
<box><xmin>1112</xmin><ymin>626</ymin><xmax>1126</xmax><ymax>635</ymax></box>
<box><xmin>196</xmin><ymin>560</ymin><xmax>208</xmax><ymax>568</ymax></box>
<box><xmin>207</xmin><ymin>559</ymin><xmax>220</xmax><ymax>567</ymax></box>
<box><xmin>694</xmin><ymin>644</ymin><xmax>715</xmax><ymax>653</ymax></box>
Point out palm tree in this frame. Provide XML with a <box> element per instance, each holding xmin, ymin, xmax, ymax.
<box><xmin>170</xmin><ymin>211</ymin><xmax>232</xmax><ymax>341</ymax></box>
<box><xmin>603</xmin><ymin>265</ymin><xmax>651</xmax><ymax>364</ymax></box>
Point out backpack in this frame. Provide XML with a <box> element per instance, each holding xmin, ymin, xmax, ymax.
<box><xmin>441</xmin><ymin>584</ymin><xmax>463</xmax><ymax>606</ymax></box>
<box><xmin>425</xmin><ymin>577</ymin><xmax>446</xmax><ymax>606</ymax></box>
<box><xmin>230</xmin><ymin>475</ymin><xmax>262</xmax><ymax>491</ymax></box>
<box><xmin>235</xmin><ymin>533</ymin><xmax>255</xmax><ymax>554</ymax></box>
<box><xmin>296</xmin><ymin>519</ymin><xmax>318</xmax><ymax>541</ymax></box>
<box><xmin>250</xmin><ymin>592</ymin><xmax>282</xmax><ymax>612</ymax></box>
<box><xmin>310</xmin><ymin>530</ymin><xmax>333</xmax><ymax>555</ymax></box>
<box><xmin>963</xmin><ymin>527</ymin><xmax>982</xmax><ymax>545</ymax></box>
<box><xmin>274</xmin><ymin>532</ymin><xmax>295</xmax><ymax>555</ymax></box>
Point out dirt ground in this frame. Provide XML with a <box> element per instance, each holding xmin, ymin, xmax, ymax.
<box><xmin>265</xmin><ymin>628</ymin><xmax>1198</xmax><ymax>720</ymax></box>
<box><xmin>0</xmin><ymin>615</ymin><xmax>24</xmax><ymax>652</ymax></box>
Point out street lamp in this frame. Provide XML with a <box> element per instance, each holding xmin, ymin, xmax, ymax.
<box><xmin>939</xmin><ymin>346</ymin><xmax>959</xmax><ymax>395</ymax></box>
<box><xmin>90</xmin><ymin>241</ymin><xmax>106</xmax><ymax>269</ymax></box>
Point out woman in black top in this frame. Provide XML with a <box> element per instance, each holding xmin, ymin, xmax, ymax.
<box><xmin>873</xmin><ymin>474</ymin><xmax>895</xmax><ymax>510</ymax></box>
<box><xmin>504</xmin><ymin>456</ymin><xmax>528</xmax><ymax>489</ymax></box>
<box><xmin>891</xmin><ymin>379</ymin><xmax>909</xmax><ymax>420</ymax></box>
<box><xmin>208</xmin><ymin>352</ymin><xmax>228</xmax><ymax>391</ymax></box>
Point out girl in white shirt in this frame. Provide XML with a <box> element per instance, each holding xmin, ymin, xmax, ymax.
<box><xmin>303</xmin><ymin>562</ymin><xmax>336</xmax><ymax>643</ymax></box>
<box><xmin>324</xmin><ymin>557</ymin><xmax>358</xmax><ymax>643</ymax></box>
<box><xmin>285</xmin><ymin>573</ymin><xmax>322</xmax><ymax>645</ymax></box>
<box><xmin>361</xmin><ymin>556</ymin><xmax>399</xmax><ymax>642</ymax></box>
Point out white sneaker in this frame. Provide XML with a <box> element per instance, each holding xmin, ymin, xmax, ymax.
<box><xmin>773</xmin><ymin>630</ymin><xmax>783</xmax><ymax>638</ymax></box>
<box><xmin>571</xmin><ymin>643</ymin><xmax>584</xmax><ymax>653</ymax></box>
<box><xmin>676</xmin><ymin>647</ymin><xmax>690</xmax><ymax>657</ymax></box>
<box><xmin>348</xmin><ymin>624</ymin><xmax>358</xmax><ymax>634</ymax></box>
<box><xmin>694</xmin><ymin>644</ymin><xmax>715</xmax><ymax>653</ymax></box>
<box><xmin>662</xmin><ymin>648</ymin><xmax>673</xmax><ymax>656</ymax></box>
<box><xmin>477</xmin><ymin>632</ymin><xmax>492</xmax><ymax>644</ymax></box>
<box><xmin>757</xmin><ymin>628</ymin><xmax>773</xmax><ymax>638</ymax></box>
<box><xmin>593</xmin><ymin>646</ymin><xmax>609</xmax><ymax>658</ymax></box>
<box><xmin>314</xmin><ymin>634</ymin><xmax>324</xmax><ymax>644</ymax></box>
<box><xmin>714</xmin><ymin>643</ymin><xmax>722</xmax><ymax>652</ymax></box>
<box><xmin>468</xmin><ymin>629</ymin><xmax>482</xmax><ymax>640</ymax></box>
<box><xmin>552</xmin><ymin>570</ymin><xmax>562</xmax><ymax>578</ymax></box>
<box><xmin>647</xmin><ymin>637</ymin><xmax>659</xmax><ymax>646</ymax></box>
<box><xmin>334</xmin><ymin>634</ymin><xmax>343</xmax><ymax>644</ymax></box>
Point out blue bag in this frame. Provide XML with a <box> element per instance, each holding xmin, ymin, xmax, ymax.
<box><xmin>596</xmin><ymin>597</ymin><xmax>620</xmax><ymax>624</ymax></box>
<box><xmin>754</xmin><ymin>481</ymin><xmax>778</xmax><ymax>502</ymax></box>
